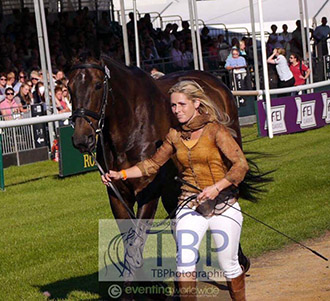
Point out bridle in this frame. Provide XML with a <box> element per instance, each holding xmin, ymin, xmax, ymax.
<box><xmin>69</xmin><ymin>63</ymin><xmax>111</xmax><ymax>135</ymax></box>
<box><xmin>68</xmin><ymin>62</ymin><xmax>199</xmax><ymax>223</ymax></box>
<box><xmin>69</xmin><ymin>63</ymin><xmax>138</xmax><ymax>218</ymax></box>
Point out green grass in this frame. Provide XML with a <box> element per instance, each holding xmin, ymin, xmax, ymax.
<box><xmin>0</xmin><ymin>125</ymin><xmax>329</xmax><ymax>300</ymax></box>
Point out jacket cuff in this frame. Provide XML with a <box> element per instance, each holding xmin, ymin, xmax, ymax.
<box><xmin>136</xmin><ymin>162</ymin><xmax>148</xmax><ymax>177</ymax></box>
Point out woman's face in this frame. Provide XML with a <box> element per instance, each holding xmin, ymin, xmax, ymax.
<box><xmin>55</xmin><ymin>90</ymin><xmax>63</xmax><ymax>100</ymax></box>
<box><xmin>5</xmin><ymin>90</ymin><xmax>15</xmax><ymax>100</ymax></box>
<box><xmin>170</xmin><ymin>92</ymin><xmax>200</xmax><ymax>124</ymax></box>
<box><xmin>22</xmin><ymin>85</ymin><xmax>30</xmax><ymax>95</ymax></box>
<box><xmin>289</xmin><ymin>55</ymin><xmax>297</xmax><ymax>64</ymax></box>
<box><xmin>62</xmin><ymin>87</ymin><xmax>68</xmax><ymax>97</ymax></box>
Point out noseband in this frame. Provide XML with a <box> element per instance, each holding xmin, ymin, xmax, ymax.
<box><xmin>69</xmin><ymin>63</ymin><xmax>111</xmax><ymax>134</ymax></box>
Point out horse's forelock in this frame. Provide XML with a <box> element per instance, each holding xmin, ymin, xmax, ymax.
<box><xmin>71</xmin><ymin>54</ymin><xmax>100</xmax><ymax>67</ymax></box>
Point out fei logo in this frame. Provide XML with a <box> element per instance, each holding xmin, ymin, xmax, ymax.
<box><xmin>295</xmin><ymin>97</ymin><xmax>316</xmax><ymax>129</ymax></box>
<box><xmin>321</xmin><ymin>93</ymin><xmax>330</xmax><ymax>124</ymax></box>
<box><xmin>263</xmin><ymin>104</ymin><xmax>287</xmax><ymax>134</ymax></box>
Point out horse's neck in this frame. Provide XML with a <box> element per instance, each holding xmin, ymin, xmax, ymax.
<box><xmin>106</xmin><ymin>64</ymin><xmax>137</xmax><ymax>150</ymax></box>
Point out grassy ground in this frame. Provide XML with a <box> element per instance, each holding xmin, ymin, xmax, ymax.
<box><xmin>0</xmin><ymin>125</ymin><xmax>329</xmax><ymax>300</ymax></box>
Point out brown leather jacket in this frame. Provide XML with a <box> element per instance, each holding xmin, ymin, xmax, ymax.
<box><xmin>136</xmin><ymin>122</ymin><xmax>249</xmax><ymax>194</ymax></box>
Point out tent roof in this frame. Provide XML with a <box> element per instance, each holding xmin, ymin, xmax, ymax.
<box><xmin>113</xmin><ymin>0</ymin><xmax>330</xmax><ymax>30</ymax></box>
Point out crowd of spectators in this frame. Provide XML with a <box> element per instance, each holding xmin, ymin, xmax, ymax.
<box><xmin>0</xmin><ymin>68</ymin><xmax>70</xmax><ymax>120</ymax></box>
<box><xmin>0</xmin><ymin>7</ymin><xmax>329</xmax><ymax>120</ymax></box>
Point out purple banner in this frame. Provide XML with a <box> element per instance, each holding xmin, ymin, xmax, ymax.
<box><xmin>257</xmin><ymin>91</ymin><xmax>330</xmax><ymax>136</ymax></box>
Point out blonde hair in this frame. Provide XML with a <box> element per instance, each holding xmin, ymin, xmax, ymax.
<box><xmin>276</xmin><ymin>48</ymin><xmax>286</xmax><ymax>56</ymax></box>
<box><xmin>168</xmin><ymin>80</ymin><xmax>235</xmax><ymax>134</ymax></box>
<box><xmin>7</xmin><ymin>72</ymin><xmax>15</xmax><ymax>80</ymax></box>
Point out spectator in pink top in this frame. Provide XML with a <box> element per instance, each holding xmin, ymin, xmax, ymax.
<box><xmin>55</xmin><ymin>85</ymin><xmax>70</xmax><ymax>113</ymax></box>
<box><xmin>0</xmin><ymin>87</ymin><xmax>21</xmax><ymax>120</ymax></box>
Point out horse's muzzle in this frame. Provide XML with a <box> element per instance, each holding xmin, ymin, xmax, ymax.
<box><xmin>72</xmin><ymin>133</ymin><xmax>96</xmax><ymax>153</ymax></box>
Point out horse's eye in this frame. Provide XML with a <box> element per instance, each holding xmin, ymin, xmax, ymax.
<box><xmin>95</xmin><ymin>82</ymin><xmax>102</xmax><ymax>90</ymax></box>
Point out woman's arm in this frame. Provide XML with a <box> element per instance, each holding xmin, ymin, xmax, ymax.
<box><xmin>303</xmin><ymin>68</ymin><xmax>311</xmax><ymax>80</ymax></box>
<box><xmin>197</xmin><ymin>124</ymin><xmax>249</xmax><ymax>202</ymax></box>
<box><xmin>102</xmin><ymin>130</ymin><xmax>175</xmax><ymax>184</ymax></box>
<box><xmin>267</xmin><ymin>49</ymin><xmax>277</xmax><ymax>64</ymax></box>
<box><xmin>102</xmin><ymin>165</ymin><xmax>142</xmax><ymax>183</ymax></box>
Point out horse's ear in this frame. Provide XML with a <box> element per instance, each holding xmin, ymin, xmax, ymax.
<box><xmin>78</xmin><ymin>51</ymin><xmax>92</xmax><ymax>62</ymax></box>
<box><xmin>93</xmin><ymin>46</ymin><xmax>101</xmax><ymax>61</ymax></box>
<box><xmin>100</xmin><ymin>56</ymin><xmax>105</xmax><ymax>67</ymax></box>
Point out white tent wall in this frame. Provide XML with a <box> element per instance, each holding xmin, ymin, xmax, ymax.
<box><xmin>1</xmin><ymin>1</ymin><xmax>328</xmax><ymax>30</ymax></box>
<box><xmin>113</xmin><ymin>0</ymin><xmax>329</xmax><ymax>31</ymax></box>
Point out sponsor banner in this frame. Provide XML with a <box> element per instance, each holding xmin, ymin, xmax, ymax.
<box><xmin>99</xmin><ymin>219</ymin><xmax>227</xmax><ymax>283</ymax></box>
<box><xmin>258</xmin><ymin>91</ymin><xmax>330</xmax><ymax>136</ymax></box>
<box><xmin>58</xmin><ymin>125</ymin><xmax>97</xmax><ymax>177</ymax></box>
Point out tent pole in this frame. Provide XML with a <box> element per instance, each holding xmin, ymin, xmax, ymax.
<box><xmin>109</xmin><ymin>0</ymin><xmax>114</xmax><ymax>22</ymax></box>
<box><xmin>39</xmin><ymin>0</ymin><xmax>57</xmax><ymax>120</ymax></box>
<box><xmin>257</xmin><ymin>0</ymin><xmax>273</xmax><ymax>138</ymax></box>
<box><xmin>119</xmin><ymin>0</ymin><xmax>130</xmax><ymax>66</ymax></box>
<box><xmin>188</xmin><ymin>0</ymin><xmax>199</xmax><ymax>70</ymax></box>
<box><xmin>249</xmin><ymin>0</ymin><xmax>260</xmax><ymax>91</ymax></box>
<box><xmin>33</xmin><ymin>0</ymin><xmax>55</xmax><ymax>145</ymax></box>
<box><xmin>133</xmin><ymin>0</ymin><xmax>140</xmax><ymax>67</ymax></box>
<box><xmin>299</xmin><ymin>0</ymin><xmax>308</xmax><ymax>63</ymax></box>
<box><xmin>303</xmin><ymin>0</ymin><xmax>314</xmax><ymax>90</ymax></box>
<box><xmin>192</xmin><ymin>0</ymin><xmax>204</xmax><ymax>71</ymax></box>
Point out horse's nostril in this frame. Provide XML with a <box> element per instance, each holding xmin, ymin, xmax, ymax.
<box><xmin>87</xmin><ymin>135</ymin><xmax>94</xmax><ymax>143</ymax></box>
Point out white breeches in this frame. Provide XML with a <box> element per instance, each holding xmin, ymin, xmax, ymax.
<box><xmin>175</xmin><ymin>202</ymin><xmax>243</xmax><ymax>279</ymax></box>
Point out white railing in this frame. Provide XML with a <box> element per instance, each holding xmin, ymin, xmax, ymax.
<box><xmin>232</xmin><ymin>79</ymin><xmax>330</xmax><ymax>97</ymax></box>
<box><xmin>0</xmin><ymin>112</ymin><xmax>71</xmax><ymax>129</ymax></box>
<box><xmin>0</xmin><ymin>109</ymin><xmax>35</xmax><ymax>155</ymax></box>
<box><xmin>0</xmin><ymin>111</ymin><xmax>70</xmax><ymax>157</ymax></box>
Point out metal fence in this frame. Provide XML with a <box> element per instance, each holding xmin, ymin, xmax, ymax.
<box><xmin>0</xmin><ymin>109</ymin><xmax>35</xmax><ymax>155</ymax></box>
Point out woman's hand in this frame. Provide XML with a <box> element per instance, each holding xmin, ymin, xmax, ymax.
<box><xmin>101</xmin><ymin>170</ymin><xmax>122</xmax><ymax>185</ymax></box>
<box><xmin>197</xmin><ymin>184</ymin><xmax>220</xmax><ymax>202</ymax></box>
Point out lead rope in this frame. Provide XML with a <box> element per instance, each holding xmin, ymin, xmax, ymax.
<box><xmin>174</xmin><ymin>177</ymin><xmax>328</xmax><ymax>262</ymax></box>
<box><xmin>89</xmin><ymin>151</ymin><xmax>137</xmax><ymax>221</ymax></box>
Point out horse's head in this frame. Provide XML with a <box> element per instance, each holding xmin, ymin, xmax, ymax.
<box><xmin>69</xmin><ymin>57</ymin><xmax>110</xmax><ymax>153</ymax></box>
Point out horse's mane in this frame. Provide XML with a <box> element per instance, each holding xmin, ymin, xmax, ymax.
<box><xmin>70</xmin><ymin>52</ymin><xmax>145</xmax><ymax>78</ymax></box>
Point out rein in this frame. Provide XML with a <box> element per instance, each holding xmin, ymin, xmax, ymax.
<box><xmin>175</xmin><ymin>177</ymin><xmax>328</xmax><ymax>262</ymax></box>
<box><xmin>69</xmin><ymin>63</ymin><xmax>194</xmax><ymax>224</ymax></box>
<box><xmin>69</xmin><ymin>63</ymin><xmax>138</xmax><ymax>218</ymax></box>
<box><xmin>68</xmin><ymin>63</ymin><xmax>222</xmax><ymax>231</ymax></box>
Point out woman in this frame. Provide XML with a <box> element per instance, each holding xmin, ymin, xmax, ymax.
<box><xmin>289</xmin><ymin>53</ymin><xmax>311</xmax><ymax>90</ymax></box>
<box><xmin>239</xmin><ymin>40</ymin><xmax>247</xmax><ymax>60</ymax></box>
<box><xmin>0</xmin><ymin>87</ymin><xmax>23</xmax><ymax>120</ymax></box>
<box><xmin>267</xmin><ymin>48</ymin><xmax>295</xmax><ymax>96</ymax></box>
<box><xmin>55</xmin><ymin>85</ymin><xmax>70</xmax><ymax>126</ymax></box>
<box><xmin>102</xmin><ymin>81</ymin><xmax>249</xmax><ymax>300</ymax></box>
<box><xmin>33</xmin><ymin>82</ymin><xmax>45</xmax><ymax>105</ymax></box>
<box><xmin>62</xmin><ymin>85</ymin><xmax>71</xmax><ymax>111</ymax></box>
<box><xmin>6</xmin><ymin>72</ymin><xmax>16</xmax><ymax>88</ymax></box>
<box><xmin>17</xmin><ymin>83</ymin><xmax>32</xmax><ymax>112</ymax></box>
<box><xmin>54</xmin><ymin>85</ymin><xmax>70</xmax><ymax>114</ymax></box>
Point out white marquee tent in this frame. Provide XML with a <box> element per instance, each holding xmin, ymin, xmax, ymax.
<box><xmin>113</xmin><ymin>0</ymin><xmax>330</xmax><ymax>30</ymax></box>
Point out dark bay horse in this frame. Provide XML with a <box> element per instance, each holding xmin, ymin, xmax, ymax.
<box><xmin>69</xmin><ymin>56</ymin><xmax>255</xmax><ymax>283</ymax></box>
<box><xmin>69</xmin><ymin>55</ymin><xmax>245</xmax><ymax>219</ymax></box>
